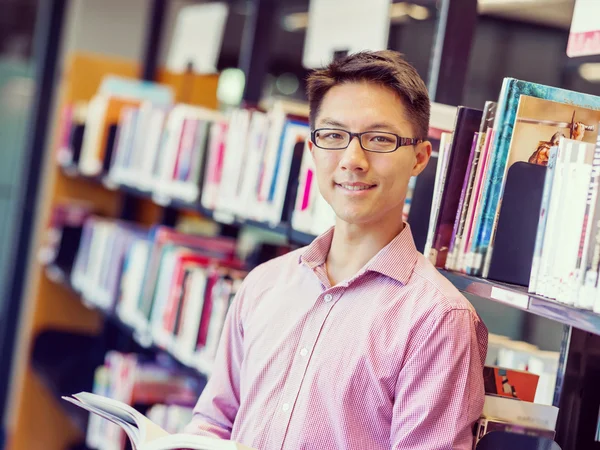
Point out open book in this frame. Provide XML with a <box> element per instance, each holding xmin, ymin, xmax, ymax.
<box><xmin>62</xmin><ymin>392</ymin><xmax>256</xmax><ymax>450</ymax></box>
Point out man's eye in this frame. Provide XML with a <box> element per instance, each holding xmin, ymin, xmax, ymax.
<box><xmin>371</xmin><ymin>135</ymin><xmax>393</xmax><ymax>143</ymax></box>
<box><xmin>323</xmin><ymin>133</ymin><xmax>343</xmax><ymax>140</ymax></box>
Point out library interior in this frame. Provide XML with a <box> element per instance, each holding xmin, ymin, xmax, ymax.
<box><xmin>0</xmin><ymin>0</ymin><xmax>600</xmax><ymax>449</ymax></box>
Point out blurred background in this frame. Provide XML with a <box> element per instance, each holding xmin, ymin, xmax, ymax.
<box><xmin>0</xmin><ymin>0</ymin><xmax>597</xmax><ymax>449</ymax></box>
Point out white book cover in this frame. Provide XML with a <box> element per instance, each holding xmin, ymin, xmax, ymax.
<box><xmin>153</xmin><ymin>104</ymin><xmax>223</xmax><ymax>204</ymax></box>
<box><xmin>214</xmin><ymin>109</ymin><xmax>252</xmax><ymax>216</ymax></box>
<box><xmin>537</xmin><ymin>138</ymin><xmax>572</xmax><ymax>298</ymax></box>
<box><xmin>78</xmin><ymin>95</ymin><xmax>109</xmax><ymax>176</ymax></box>
<box><xmin>482</xmin><ymin>395</ymin><xmax>559</xmax><ymax>431</ymax></box>
<box><xmin>137</xmin><ymin>106</ymin><xmax>168</xmax><ymax>191</ymax></box>
<box><xmin>117</xmin><ymin>239</ymin><xmax>151</xmax><ymax>328</ymax></box>
<box><xmin>577</xmin><ymin>132</ymin><xmax>600</xmax><ymax>309</ymax></box>
<box><xmin>236</xmin><ymin>111</ymin><xmax>269</xmax><ymax>220</ymax></box>
<box><xmin>172</xmin><ymin>268</ymin><xmax>208</xmax><ymax>365</ymax></box>
<box><xmin>529</xmin><ymin>146</ymin><xmax>559</xmax><ymax>294</ymax></box>
<box><xmin>558</xmin><ymin>141</ymin><xmax>595</xmax><ymax>305</ymax></box>
<box><xmin>549</xmin><ymin>140</ymin><xmax>586</xmax><ymax>301</ymax></box>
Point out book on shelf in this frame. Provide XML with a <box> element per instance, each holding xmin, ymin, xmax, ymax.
<box><xmin>447</xmin><ymin>101</ymin><xmax>497</xmax><ymax>272</ymax></box>
<box><xmin>475</xmin><ymin>359</ymin><xmax>559</xmax><ymax>445</ymax></box>
<box><xmin>83</xmin><ymin>351</ymin><xmax>203</xmax><ymax>450</ymax></box>
<box><xmin>473</xmin><ymin>417</ymin><xmax>556</xmax><ymax>447</ymax></box>
<box><xmin>466</xmin><ymin>78</ymin><xmax>600</xmax><ymax>277</ymax></box>
<box><xmin>421</xmin><ymin>76</ymin><xmax>600</xmax><ymax>313</ymax></box>
<box><xmin>483</xmin><ymin>365</ymin><xmax>539</xmax><ymax>403</ymax></box>
<box><xmin>427</xmin><ymin>106</ymin><xmax>483</xmax><ymax>268</ymax></box>
<box><xmin>64</xmin><ymin>392</ymin><xmax>255</xmax><ymax>450</ymax></box>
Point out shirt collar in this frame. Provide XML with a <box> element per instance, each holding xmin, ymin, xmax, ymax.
<box><xmin>299</xmin><ymin>223</ymin><xmax>419</xmax><ymax>286</ymax></box>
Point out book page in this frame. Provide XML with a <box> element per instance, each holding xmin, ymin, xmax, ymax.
<box><xmin>140</xmin><ymin>433</ymin><xmax>255</xmax><ymax>450</ymax></box>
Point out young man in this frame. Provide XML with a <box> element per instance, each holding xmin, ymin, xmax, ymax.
<box><xmin>185</xmin><ymin>50</ymin><xmax>488</xmax><ymax>450</ymax></box>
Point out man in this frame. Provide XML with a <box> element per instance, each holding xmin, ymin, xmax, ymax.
<box><xmin>185</xmin><ymin>50</ymin><xmax>488</xmax><ymax>450</ymax></box>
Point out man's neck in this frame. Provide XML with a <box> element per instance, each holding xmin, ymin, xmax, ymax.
<box><xmin>325</xmin><ymin>219</ymin><xmax>405</xmax><ymax>286</ymax></box>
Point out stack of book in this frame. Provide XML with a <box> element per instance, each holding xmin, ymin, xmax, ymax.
<box><xmin>71</xmin><ymin>215</ymin><xmax>246</xmax><ymax>372</ymax></box>
<box><xmin>485</xmin><ymin>333</ymin><xmax>559</xmax><ymax>407</ymax></box>
<box><xmin>56</xmin><ymin>76</ymin><xmax>321</xmax><ymax>231</ymax></box>
<box><xmin>475</xmin><ymin>364</ymin><xmax>559</xmax><ymax>447</ymax></box>
<box><xmin>425</xmin><ymin>77</ymin><xmax>600</xmax><ymax>305</ymax></box>
<box><xmin>85</xmin><ymin>351</ymin><xmax>202</xmax><ymax>450</ymax></box>
<box><xmin>39</xmin><ymin>201</ymin><xmax>260</xmax><ymax>374</ymax></box>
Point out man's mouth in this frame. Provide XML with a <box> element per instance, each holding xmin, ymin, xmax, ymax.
<box><xmin>336</xmin><ymin>182</ymin><xmax>377</xmax><ymax>191</ymax></box>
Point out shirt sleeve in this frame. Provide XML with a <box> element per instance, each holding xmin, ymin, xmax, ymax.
<box><xmin>183</xmin><ymin>274</ymin><xmax>249</xmax><ymax>439</ymax></box>
<box><xmin>391</xmin><ymin>308</ymin><xmax>488</xmax><ymax>450</ymax></box>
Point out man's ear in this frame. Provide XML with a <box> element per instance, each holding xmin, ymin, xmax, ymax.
<box><xmin>411</xmin><ymin>140</ymin><xmax>432</xmax><ymax>177</ymax></box>
<box><xmin>308</xmin><ymin>139</ymin><xmax>315</xmax><ymax>158</ymax></box>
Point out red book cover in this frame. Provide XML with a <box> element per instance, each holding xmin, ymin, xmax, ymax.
<box><xmin>483</xmin><ymin>366</ymin><xmax>539</xmax><ymax>402</ymax></box>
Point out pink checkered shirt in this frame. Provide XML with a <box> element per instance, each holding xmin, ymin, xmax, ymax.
<box><xmin>185</xmin><ymin>224</ymin><xmax>488</xmax><ymax>449</ymax></box>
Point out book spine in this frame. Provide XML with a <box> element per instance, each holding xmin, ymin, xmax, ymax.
<box><xmin>529</xmin><ymin>146</ymin><xmax>558</xmax><ymax>293</ymax></box>
<box><xmin>447</xmin><ymin>133</ymin><xmax>479</xmax><ymax>270</ymax></box>
<box><xmin>470</xmin><ymin>78</ymin><xmax>516</xmax><ymax>275</ymax></box>
<box><xmin>557</xmin><ymin>143</ymin><xmax>592</xmax><ymax>304</ymax></box>
<box><xmin>578</xmin><ymin>131</ymin><xmax>600</xmax><ymax>309</ymax></box>
<box><xmin>537</xmin><ymin>140</ymin><xmax>571</xmax><ymax>297</ymax></box>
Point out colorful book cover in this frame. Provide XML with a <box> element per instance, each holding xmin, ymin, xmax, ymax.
<box><xmin>470</xmin><ymin>78</ymin><xmax>600</xmax><ymax>276</ymax></box>
<box><xmin>480</xmin><ymin>93</ymin><xmax>600</xmax><ymax>277</ymax></box>
<box><xmin>461</xmin><ymin>130</ymin><xmax>496</xmax><ymax>273</ymax></box>
<box><xmin>483</xmin><ymin>366</ymin><xmax>539</xmax><ymax>402</ymax></box>
<box><xmin>446</xmin><ymin>132</ymin><xmax>478</xmax><ymax>269</ymax></box>
<box><xmin>528</xmin><ymin>146</ymin><xmax>559</xmax><ymax>294</ymax></box>
<box><xmin>430</xmin><ymin>106</ymin><xmax>483</xmax><ymax>268</ymax></box>
<box><xmin>423</xmin><ymin>132</ymin><xmax>453</xmax><ymax>261</ymax></box>
<box><xmin>451</xmin><ymin>101</ymin><xmax>497</xmax><ymax>270</ymax></box>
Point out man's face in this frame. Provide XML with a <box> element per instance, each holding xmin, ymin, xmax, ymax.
<box><xmin>309</xmin><ymin>81</ymin><xmax>431</xmax><ymax>228</ymax></box>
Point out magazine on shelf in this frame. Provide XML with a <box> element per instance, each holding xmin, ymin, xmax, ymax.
<box><xmin>63</xmin><ymin>392</ymin><xmax>255</xmax><ymax>450</ymax></box>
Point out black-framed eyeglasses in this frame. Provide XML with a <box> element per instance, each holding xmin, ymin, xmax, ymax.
<box><xmin>311</xmin><ymin>128</ymin><xmax>423</xmax><ymax>153</ymax></box>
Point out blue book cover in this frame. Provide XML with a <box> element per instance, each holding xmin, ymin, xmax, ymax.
<box><xmin>528</xmin><ymin>146</ymin><xmax>558</xmax><ymax>293</ymax></box>
<box><xmin>469</xmin><ymin>78</ymin><xmax>600</xmax><ymax>276</ymax></box>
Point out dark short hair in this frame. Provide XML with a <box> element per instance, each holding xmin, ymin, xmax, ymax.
<box><xmin>306</xmin><ymin>50</ymin><xmax>430</xmax><ymax>140</ymax></box>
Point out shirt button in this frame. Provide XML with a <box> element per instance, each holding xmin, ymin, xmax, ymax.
<box><xmin>300</xmin><ymin>348</ymin><xmax>308</xmax><ymax>357</ymax></box>
<box><xmin>324</xmin><ymin>294</ymin><xmax>333</xmax><ymax>302</ymax></box>
<box><xmin>282</xmin><ymin>403</ymin><xmax>290</xmax><ymax>412</ymax></box>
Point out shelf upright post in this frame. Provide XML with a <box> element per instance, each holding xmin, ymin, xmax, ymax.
<box><xmin>427</xmin><ymin>0</ymin><xmax>478</xmax><ymax>106</ymax></box>
<box><xmin>238</xmin><ymin>0</ymin><xmax>279</xmax><ymax>105</ymax></box>
<box><xmin>554</xmin><ymin>327</ymin><xmax>600</xmax><ymax>449</ymax></box>
<box><xmin>0</xmin><ymin>0</ymin><xmax>69</xmax><ymax>432</ymax></box>
<box><xmin>117</xmin><ymin>0</ymin><xmax>169</xmax><ymax>223</ymax></box>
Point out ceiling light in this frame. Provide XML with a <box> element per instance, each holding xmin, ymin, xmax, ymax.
<box><xmin>407</xmin><ymin>5</ymin><xmax>429</xmax><ymax>20</ymax></box>
<box><xmin>283</xmin><ymin>2</ymin><xmax>430</xmax><ymax>32</ymax></box>
<box><xmin>283</xmin><ymin>12</ymin><xmax>308</xmax><ymax>32</ymax></box>
<box><xmin>579</xmin><ymin>63</ymin><xmax>600</xmax><ymax>82</ymax></box>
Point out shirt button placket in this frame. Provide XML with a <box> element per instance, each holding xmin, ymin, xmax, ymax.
<box><xmin>324</xmin><ymin>293</ymin><xmax>333</xmax><ymax>302</ymax></box>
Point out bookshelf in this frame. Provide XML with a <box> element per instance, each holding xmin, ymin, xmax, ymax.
<box><xmin>6</xmin><ymin>52</ymin><xmax>220</xmax><ymax>450</ymax></box>
<box><xmin>56</xmin><ymin>168</ymin><xmax>600</xmax><ymax>339</ymax></box>
<box><xmin>44</xmin><ymin>265</ymin><xmax>214</xmax><ymax>379</ymax></box>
